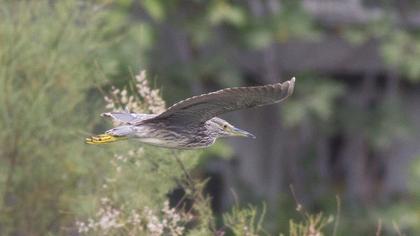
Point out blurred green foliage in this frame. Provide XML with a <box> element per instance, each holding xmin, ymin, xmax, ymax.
<box><xmin>282</xmin><ymin>77</ymin><xmax>345</xmax><ymax>129</ymax></box>
<box><xmin>0</xmin><ymin>1</ymin><xmax>113</xmax><ymax>234</ymax></box>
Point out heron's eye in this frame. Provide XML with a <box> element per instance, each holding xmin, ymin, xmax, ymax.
<box><xmin>223</xmin><ymin>124</ymin><xmax>228</xmax><ymax>129</ymax></box>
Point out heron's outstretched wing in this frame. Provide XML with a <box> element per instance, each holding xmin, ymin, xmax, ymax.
<box><xmin>147</xmin><ymin>77</ymin><xmax>295</xmax><ymax>125</ymax></box>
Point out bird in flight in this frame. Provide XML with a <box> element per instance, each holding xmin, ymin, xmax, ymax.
<box><xmin>86</xmin><ymin>77</ymin><xmax>295</xmax><ymax>149</ymax></box>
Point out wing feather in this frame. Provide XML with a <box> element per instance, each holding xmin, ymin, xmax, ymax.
<box><xmin>147</xmin><ymin>77</ymin><xmax>295</xmax><ymax>125</ymax></box>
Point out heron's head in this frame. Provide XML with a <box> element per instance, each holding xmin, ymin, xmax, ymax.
<box><xmin>208</xmin><ymin>117</ymin><xmax>255</xmax><ymax>139</ymax></box>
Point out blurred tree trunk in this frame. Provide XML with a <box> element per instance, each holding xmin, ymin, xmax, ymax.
<box><xmin>228</xmin><ymin>106</ymin><xmax>286</xmax><ymax>204</ymax></box>
<box><xmin>341</xmin><ymin>73</ymin><xmax>376</xmax><ymax>203</ymax></box>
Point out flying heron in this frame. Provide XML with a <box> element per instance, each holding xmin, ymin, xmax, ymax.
<box><xmin>86</xmin><ymin>77</ymin><xmax>295</xmax><ymax>149</ymax></box>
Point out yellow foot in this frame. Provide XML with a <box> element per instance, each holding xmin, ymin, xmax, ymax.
<box><xmin>85</xmin><ymin>134</ymin><xmax>122</xmax><ymax>144</ymax></box>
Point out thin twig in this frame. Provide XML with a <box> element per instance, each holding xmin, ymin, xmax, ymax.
<box><xmin>2</xmin><ymin>137</ymin><xmax>18</xmax><ymax>212</ymax></box>
<box><xmin>171</xmin><ymin>150</ymin><xmax>201</xmax><ymax>206</ymax></box>
<box><xmin>171</xmin><ymin>150</ymin><xmax>195</xmax><ymax>187</ymax></box>
<box><xmin>376</xmin><ymin>219</ymin><xmax>382</xmax><ymax>236</ymax></box>
<box><xmin>392</xmin><ymin>221</ymin><xmax>404</xmax><ymax>236</ymax></box>
<box><xmin>170</xmin><ymin>152</ymin><xmax>191</xmax><ymax>210</ymax></box>
<box><xmin>229</xmin><ymin>188</ymin><xmax>240</xmax><ymax>206</ymax></box>
<box><xmin>332</xmin><ymin>195</ymin><xmax>341</xmax><ymax>236</ymax></box>
<box><xmin>171</xmin><ymin>151</ymin><xmax>216</xmax><ymax>232</ymax></box>
<box><xmin>289</xmin><ymin>184</ymin><xmax>309</xmax><ymax>218</ymax></box>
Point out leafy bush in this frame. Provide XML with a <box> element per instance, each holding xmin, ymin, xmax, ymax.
<box><xmin>0</xmin><ymin>1</ymin><xmax>132</xmax><ymax>234</ymax></box>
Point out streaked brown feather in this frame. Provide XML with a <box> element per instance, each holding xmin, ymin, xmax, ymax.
<box><xmin>146</xmin><ymin>77</ymin><xmax>295</xmax><ymax>125</ymax></box>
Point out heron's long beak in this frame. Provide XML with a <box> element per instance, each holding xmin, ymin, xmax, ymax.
<box><xmin>231</xmin><ymin>127</ymin><xmax>256</xmax><ymax>139</ymax></box>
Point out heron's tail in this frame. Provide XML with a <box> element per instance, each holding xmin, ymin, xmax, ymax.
<box><xmin>85</xmin><ymin>134</ymin><xmax>126</xmax><ymax>144</ymax></box>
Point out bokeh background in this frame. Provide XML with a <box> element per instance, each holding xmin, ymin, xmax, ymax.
<box><xmin>1</xmin><ymin>0</ymin><xmax>420</xmax><ymax>235</ymax></box>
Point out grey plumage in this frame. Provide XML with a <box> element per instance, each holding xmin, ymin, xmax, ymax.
<box><xmin>86</xmin><ymin>78</ymin><xmax>295</xmax><ymax>149</ymax></box>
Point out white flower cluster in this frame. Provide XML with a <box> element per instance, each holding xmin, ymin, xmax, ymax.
<box><xmin>135</xmin><ymin>70</ymin><xmax>166</xmax><ymax>114</ymax></box>
<box><xmin>144</xmin><ymin>201</ymin><xmax>192</xmax><ymax>236</ymax></box>
<box><xmin>75</xmin><ymin>197</ymin><xmax>124</xmax><ymax>234</ymax></box>
<box><xmin>76</xmin><ymin>200</ymin><xmax>192</xmax><ymax>235</ymax></box>
<box><xmin>104</xmin><ymin>70</ymin><xmax>166</xmax><ymax>114</ymax></box>
<box><xmin>108</xmin><ymin>148</ymin><xmax>143</xmax><ymax>174</ymax></box>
